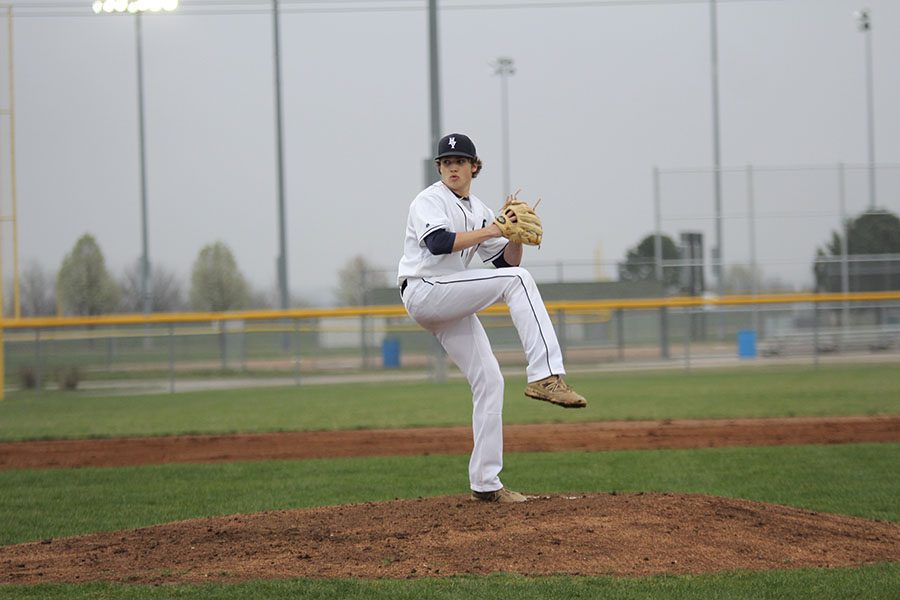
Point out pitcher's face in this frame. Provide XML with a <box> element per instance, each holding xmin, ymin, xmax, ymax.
<box><xmin>438</xmin><ymin>157</ymin><xmax>476</xmax><ymax>196</ymax></box>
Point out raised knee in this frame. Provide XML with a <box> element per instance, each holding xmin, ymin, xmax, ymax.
<box><xmin>513</xmin><ymin>266</ymin><xmax>536</xmax><ymax>284</ymax></box>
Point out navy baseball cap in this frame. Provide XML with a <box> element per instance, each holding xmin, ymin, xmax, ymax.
<box><xmin>434</xmin><ymin>133</ymin><xmax>477</xmax><ymax>160</ymax></box>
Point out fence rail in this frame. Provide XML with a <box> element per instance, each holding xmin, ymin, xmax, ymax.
<box><xmin>2</xmin><ymin>290</ymin><xmax>899</xmax><ymax>399</ymax></box>
<box><xmin>3</xmin><ymin>291</ymin><xmax>899</xmax><ymax>329</ymax></box>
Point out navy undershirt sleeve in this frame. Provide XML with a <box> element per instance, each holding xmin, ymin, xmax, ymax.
<box><xmin>492</xmin><ymin>253</ymin><xmax>513</xmax><ymax>268</ymax></box>
<box><xmin>424</xmin><ymin>229</ymin><xmax>456</xmax><ymax>255</ymax></box>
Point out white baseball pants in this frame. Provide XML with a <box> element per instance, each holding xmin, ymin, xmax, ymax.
<box><xmin>401</xmin><ymin>267</ymin><xmax>566</xmax><ymax>493</ymax></box>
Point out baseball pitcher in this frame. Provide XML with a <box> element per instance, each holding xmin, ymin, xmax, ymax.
<box><xmin>397</xmin><ymin>133</ymin><xmax>587</xmax><ymax>504</ymax></box>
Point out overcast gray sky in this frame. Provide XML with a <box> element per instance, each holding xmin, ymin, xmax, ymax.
<box><xmin>2</xmin><ymin>0</ymin><xmax>899</xmax><ymax>305</ymax></box>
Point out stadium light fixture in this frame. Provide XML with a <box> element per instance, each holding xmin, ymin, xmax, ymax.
<box><xmin>92</xmin><ymin>0</ymin><xmax>179</xmax><ymax>15</ymax></box>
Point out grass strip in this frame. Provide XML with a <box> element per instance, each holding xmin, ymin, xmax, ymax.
<box><xmin>1</xmin><ymin>363</ymin><xmax>898</xmax><ymax>441</ymax></box>
<box><xmin>0</xmin><ymin>563</ymin><xmax>897</xmax><ymax>599</ymax></box>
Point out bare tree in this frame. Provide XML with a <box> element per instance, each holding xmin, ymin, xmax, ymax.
<box><xmin>762</xmin><ymin>275</ymin><xmax>796</xmax><ymax>293</ymax></box>
<box><xmin>723</xmin><ymin>265</ymin><xmax>759</xmax><ymax>294</ymax></box>
<box><xmin>120</xmin><ymin>260</ymin><xmax>185</xmax><ymax>313</ymax></box>
<box><xmin>4</xmin><ymin>261</ymin><xmax>57</xmax><ymax>317</ymax></box>
<box><xmin>335</xmin><ymin>254</ymin><xmax>388</xmax><ymax>306</ymax></box>
<box><xmin>247</xmin><ymin>286</ymin><xmax>274</xmax><ymax>310</ymax></box>
<box><xmin>724</xmin><ymin>264</ymin><xmax>796</xmax><ymax>293</ymax></box>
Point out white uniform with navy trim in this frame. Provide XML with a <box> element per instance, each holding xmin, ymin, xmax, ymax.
<box><xmin>398</xmin><ymin>181</ymin><xmax>566</xmax><ymax>493</ymax></box>
<box><xmin>398</xmin><ymin>181</ymin><xmax>508</xmax><ymax>282</ymax></box>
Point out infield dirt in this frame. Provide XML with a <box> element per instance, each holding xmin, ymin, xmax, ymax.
<box><xmin>1</xmin><ymin>416</ymin><xmax>898</xmax><ymax>583</ymax></box>
<box><xmin>1</xmin><ymin>493</ymin><xmax>898</xmax><ymax>584</ymax></box>
<box><xmin>1</xmin><ymin>415</ymin><xmax>898</xmax><ymax>470</ymax></box>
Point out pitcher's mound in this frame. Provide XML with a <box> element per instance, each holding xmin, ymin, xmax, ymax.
<box><xmin>2</xmin><ymin>493</ymin><xmax>898</xmax><ymax>584</ymax></box>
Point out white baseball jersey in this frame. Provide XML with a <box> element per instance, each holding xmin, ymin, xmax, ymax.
<box><xmin>397</xmin><ymin>181</ymin><xmax>508</xmax><ymax>284</ymax></box>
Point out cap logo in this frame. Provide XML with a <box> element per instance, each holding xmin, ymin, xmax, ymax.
<box><xmin>448</xmin><ymin>137</ymin><xmax>457</xmax><ymax>149</ymax></box>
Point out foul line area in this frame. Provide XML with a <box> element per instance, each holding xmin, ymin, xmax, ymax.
<box><xmin>1</xmin><ymin>415</ymin><xmax>898</xmax><ymax>470</ymax></box>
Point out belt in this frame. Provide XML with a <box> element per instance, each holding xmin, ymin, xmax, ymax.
<box><xmin>400</xmin><ymin>279</ymin><xmax>408</xmax><ymax>296</ymax></box>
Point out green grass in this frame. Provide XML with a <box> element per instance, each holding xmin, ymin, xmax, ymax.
<box><xmin>2</xmin><ymin>362</ymin><xmax>897</xmax><ymax>598</ymax></box>
<box><xmin>2</xmin><ymin>363</ymin><xmax>898</xmax><ymax>441</ymax></box>
<box><xmin>1</xmin><ymin>443</ymin><xmax>897</xmax><ymax>546</ymax></box>
<box><xmin>2</xmin><ymin>564</ymin><xmax>898</xmax><ymax>599</ymax></box>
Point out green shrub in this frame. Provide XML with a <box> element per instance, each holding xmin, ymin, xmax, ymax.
<box><xmin>17</xmin><ymin>366</ymin><xmax>39</xmax><ymax>390</ymax></box>
<box><xmin>56</xmin><ymin>367</ymin><xmax>81</xmax><ymax>391</ymax></box>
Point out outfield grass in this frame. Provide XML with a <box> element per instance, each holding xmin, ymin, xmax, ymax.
<box><xmin>1</xmin><ymin>363</ymin><xmax>898</xmax><ymax>441</ymax></box>
<box><xmin>1</xmin><ymin>563</ymin><xmax>898</xmax><ymax>600</ymax></box>
<box><xmin>2</xmin><ymin>362</ymin><xmax>897</xmax><ymax>598</ymax></box>
<box><xmin>1</xmin><ymin>443</ymin><xmax>897</xmax><ymax>546</ymax></box>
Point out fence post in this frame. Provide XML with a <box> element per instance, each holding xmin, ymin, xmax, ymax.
<box><xmin>218</xmin><ymin>322</ymin><xmax>227</xmax><ymax>371</ymax></box>
<box><xmin>616</xmin><ymin>308</ymin><xmax>625</xmax><ymax>362</ymax></box>
<box><xmin>240</xmin><ymin>323</ymin><xmax>247</xmax><ymax>372</ymax></box>
<box><xmin>35</xmin><ymin>329</ymin><xmax>42</xmax><ymax>393</ymax></box>
<box><xmin>432</xmin><ymin>336</ymin><xmax>446</xmax><ymax>383</ymax></box>
<box><xmin>358</xmin><ymin>315</ymin><xmax>365</xmax><ymax>369</ymax></box>
<box><xmin>653</xmin><ymin>166</ymin><xmax>663</xmax><ymax>282</ymax></box>
<box><xmin>660</xmin><ymin>306</ymin><xmax>670</xmax><ymax>359</ymax></box>
<box><xmin>747</xmin><ymin>164</ymin><xmax>760</xmax><ymax>334</ymax></box>
<box><xmin>0</xmin><ymin>327</ymin><xmax>4</xmax><ymax>400</ymax></box>
<box><xmin>812</xmin><ymin>300</ymin><xmax>820</xmax><ymax>369</ymax></box>
<box><xmin>838</xmin><ymin>162</ymin><xmax>849</xmax><ymax>331</ymax></box>
<box><xmin>556</xmin><ymin>310</ymin><xmax>567</xmax><ymax>364</ymax></box>
<box><xmin>168</xmin><ymin>323</ymin><xmax>175</xmax><ymax>394</ymax></box>
<box><xmin>293</xmin><ymin>318</ymin><xmax>302</xmax><ymax>386</ymax></box>
<box><xmin>683</xmin><ymin>307</ymin><xmax>691</xmax><ymax>372</ymax></box>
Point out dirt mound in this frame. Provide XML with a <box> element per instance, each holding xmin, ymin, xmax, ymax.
<box><xmin>2</xmin><ymin>416</ymin><xmax>898</xmax><ymax>471</ymax></box>
<box><xmin>1</xmin><ymin>493</ymin><xmax>898</xmax><ymax>584</ymax></box>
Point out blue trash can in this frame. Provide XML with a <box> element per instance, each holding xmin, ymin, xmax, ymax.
<box><xmin>737</xmin><ymin>329</ymin><xmax>757</xmax><ymax>359</ymax></box>
<box><xmin>382</xmin><ymin>337</ymin><xmax>401</xmax><ymax>368</ymax></box>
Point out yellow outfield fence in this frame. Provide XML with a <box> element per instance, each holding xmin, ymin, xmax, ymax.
<box><xmin>1</xmin><ymin>290</ymin><xmax>899</xmax><ymax>399</ymax></box>
<box><xmin>1</xmin><ymin>291</ymin><xmax>899</xmax><ymax>330</ymax></box>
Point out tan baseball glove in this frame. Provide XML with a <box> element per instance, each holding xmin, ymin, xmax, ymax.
<box><xmin>494</xmin><ymin>192</ymin><xmax>543</xmax><ymax>246</ymax></box>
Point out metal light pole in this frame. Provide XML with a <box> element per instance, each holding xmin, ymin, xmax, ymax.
<box><xmin>855</xmin><ymin>8</ymin><xmax>877</xmax><ymax>210</ymax></box>
<box><xmin>3</xmin><ymin>6</ymin><xmax>21</xmax><ymax>319</ymax></box>
<box><xmin>492</xmin><ymin>57</ymin><xmax>515</xmax><ymax>195</ymax></box>
<box><xmin>425</xmin><ymin>0</ymin><xmax>442</xmax><ymax>190</ymax></box>
<box><xmin>92</xmin><ymin>0</ymin><xmax>180</xmax><ymax>314</ymax></box>
<box><xmin>135</xmin><ymin>12</ymin><xmax>151</xmax><ymax>315</ymax></box>
<box><xmin>708</xmin><ymin>0</ymin><xmax>723</xmax><ymax>297</ymax></box>
<box><xmin>426</xmin><ymin>0</ymin><xmax>446</xmax><ymax>383</ymax></box>
<box><xmin>272</xmin><ymin>0</ymin><xmax>289</xmax><ymax>311</ymax></box>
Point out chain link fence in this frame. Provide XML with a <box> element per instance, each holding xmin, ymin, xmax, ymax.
<box><xmin>4</xmin><ymin>294</ymin><xmax>898</xmax><ymax>394</ymax></box>
<box><xmin>654</xmin><ymin>163</ymin><xmax>900</xmax><ymax>296</ymax></box>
